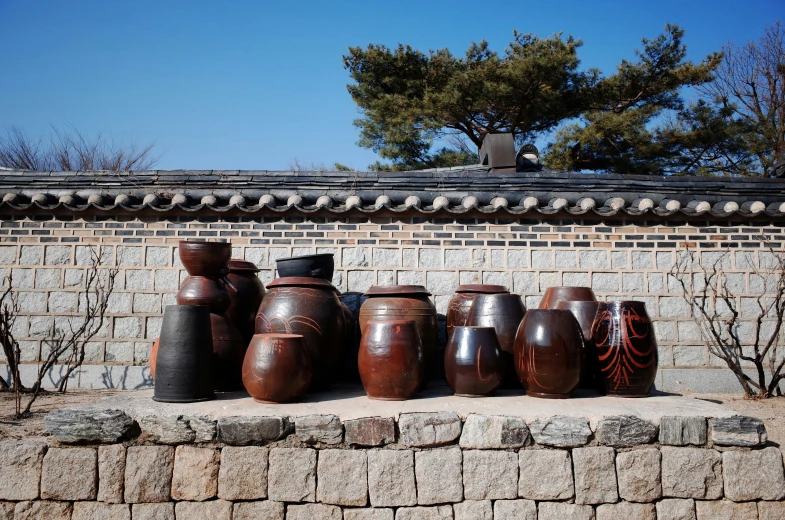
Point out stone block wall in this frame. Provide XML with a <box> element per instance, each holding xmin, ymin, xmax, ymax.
<box><xmin>0</xmin><ymin>213</ymin><xmax>783</xmax><ymax>392</ymax></box>
<box><xmin>5</xmin><ymin>409</ymin><xmax>784</xmax><ymax>519</ymax></box>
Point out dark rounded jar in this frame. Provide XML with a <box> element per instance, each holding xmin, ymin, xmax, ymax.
<box><xmin>555</xmin><ymin>300</ymin><xmax>602</xmax><ymax>391</ymax></box>
<box><xmin>539</xmin><ymin>286</ymin><xmax>597</xmax><ymax>310</ymax></box>
<box><xmin>446</xmin><ymin>284</ymin><xmax>509</xmax><ymax>339</ymax></box>
<box><xmin>358</xmin><ymin>319</ymin><xmax>423</xmax><ymax>400</ymax></box>
<box><xmin>592</xmin><ymin>301</ymin><xmax>658</xmax><ymax>397</ymax></box>
<box><xmin>255</xmin><ymin>277</ymin><xmax>345</xmax><ymax>391</ymax></box>
<box><xmin>514</xmin><ymin>309</ymin><xmax>583</xmax><ymax>399</ymax></box>
<box><xmin>225</xmin><ymin>259</ymin><xmax>266</xmax><ymax>343</ymax></box>
<box><xmin>276</xmin><ymin>253</ymin><xmax>335</xmax><ymax>281</ymax></box>
<box><xmin>242</xmin><ymin>333</ymin><xmax>312</xmax><ymax>403</ymax></box>
<box><xmin>444</xmin><ymin>326</ymin><xmax>504</xmax><ymax>397</ymax></box>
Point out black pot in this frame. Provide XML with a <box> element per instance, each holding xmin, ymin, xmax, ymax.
<box><xmin>275</xmin><ymin>253</ymin><xmax>335</xmax><ymax>281</ymax></box>
<box><xmin>153</xmin><ymin>305</ymin><xmax>215</xmax><ymax>403</ymax></box>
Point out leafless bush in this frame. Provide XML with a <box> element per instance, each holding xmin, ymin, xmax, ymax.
<box><xmin>0</xmin><ymin>124</ymin><xmax>158</xmax><ymax>171</ymax></box>
<box><xmin>670</xmin><ymin>246</ymin><xmax>785</xmax><ymax>397</ymax></box>
<box><xmin>0</xmin><ymin>248</ymin><xmax>118</xmax><ymax>418</ymax></box>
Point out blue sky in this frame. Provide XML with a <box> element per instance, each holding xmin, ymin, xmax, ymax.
<box><xmin>0</xmin><ymin>0</ymin><xmax>780</xmax><ymax>171</ymax></box>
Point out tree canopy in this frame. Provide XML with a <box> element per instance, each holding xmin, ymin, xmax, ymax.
<box><xmin>345</xmin><ymin>24</ymin><xmax>780</xmax><ymax>176</ymax></box>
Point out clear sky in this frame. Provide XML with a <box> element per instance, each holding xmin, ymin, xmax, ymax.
<box><xmin>0</xmin><ymin>0</ymin><xmax>781</xmax><ymax>171</ymax></box>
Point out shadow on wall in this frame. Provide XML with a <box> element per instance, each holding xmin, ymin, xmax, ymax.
<box><xmin>0</xmin><ymin>364</ymin><xmax>153</xmax><ymax>390</ymax></box>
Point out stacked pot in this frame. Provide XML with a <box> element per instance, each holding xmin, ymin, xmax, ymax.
<box><xmin>249</xmin><ymin>253</ymin><xmax>348</xmax><ymax>401</ymax></box>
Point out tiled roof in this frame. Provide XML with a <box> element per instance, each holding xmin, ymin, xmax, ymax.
<box><xmin>1</xmin><ymin>166</ymin><xmax>785</xmax><ymax>219</ymax></box>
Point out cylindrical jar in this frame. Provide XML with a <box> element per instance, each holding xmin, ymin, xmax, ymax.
<box><xmin>359</xmin><ymin>285</ymin><xmax>437</xmax><ymax>378</ymax></box>
<box><xmin>447</xmin><ymin>284</ymin><xmax>509</xmax><ymax>339</ymax></box>
<box><xmin>555</xmin><ymin>300</ymin><xmax>602</xmax><ymax>391</ymax></box>
<box><xmin>592</xmin><ymin>301</ymin><xmax>658</xmax><ymax>397</ymax></box>
<box><xmin>255</xmin><ymin>277</ymin><xmax>345</xmax><ymax>391</ymax></box>
<box><xmin>225</xmin><ymin>259</ymin><xmax>266</xmax><ymax>343</ymax></box>
<box><xmin>358</xmin><ymin>319</ymin><xmax>423</xmax><ymax>400</ymax></box>
<box><xmin>539</xmin><ymin>286</ymin><xmax>597</xmax><ymax>310</ymax></box>
<box><xmin>514</xmin><ymin>309</ymin><xmax>582</xmax><ymax>398</ymax></box>
<box><xmin>445</xmin><ymin>326</ymin><xmax>504</xmax><ymax>397</ymax></box>
<box><xmin>242</xmin><ymin>333</ymin><xmax>312</xmax><ymax>403</ymax></box>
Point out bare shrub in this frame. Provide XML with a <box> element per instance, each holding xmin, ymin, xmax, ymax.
<box><xmin>670</xmin><ymin>245</ymin><xmax>785</xmax><ymax>397</ymax></box>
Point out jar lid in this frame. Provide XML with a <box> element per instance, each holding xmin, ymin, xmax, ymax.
<box><xmin>227</xmin><ymin>259</ymin><xmax>261</xmax><ymax>272</ymax></box>
<box><xmin>364</xmin><ymin>285</ymin><xmax>431</xmax><ymax>296</ymax></box>
<box><xmin>456</xmin><ymin>284</ymin><xmax>509</xmax><ymax>294</ymax></box>
<box><xmin>267</xmin><ymin>277</ymin><xmax>336</xmax><ymax>289</ymax></box>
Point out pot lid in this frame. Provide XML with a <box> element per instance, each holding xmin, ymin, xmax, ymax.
<box><xmin>227</xmin><ymin>259</ymin><xmax>261</xmax><ymax>272</ymax></box>
<box><xmin>267</xmin><ymin>277</ymin><xmax>337</xmax><ymax>289</ymax></box>
<box><xmin>364</xmin><ymin>285</ymin><xmax>431</xmax><ymax>296</ymax></box>
<box><xmin>276</xmin><ymin>253</ymin><xmax>335</xmax><ymax>262</ymax></box>
<box><xmin>456</xmin><ymin>284</ymin><xmax>509</xmax><ymax>294</ymax></box>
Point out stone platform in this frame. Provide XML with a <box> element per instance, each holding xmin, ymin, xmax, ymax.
<box><xmin>75</xmin><ymin>383</ymin><xmax>735</xmax><ymax>428</ymax></box>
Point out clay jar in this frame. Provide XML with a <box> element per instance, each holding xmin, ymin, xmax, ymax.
<box><xmin>255</xmin><ymin>277</ymin><xmax>345</xmax><ymax>391</ymax></box>
<box><xmin>359</xmin><ymin>285</ymin><xmax>438</xmax><ymax>377</ymax></box>
<box><xmin>276</xmin><ymin>253</ymin><xmax>335</xmax><ymax>281</ymax></box>
<box><xmin>592</xmin><ymin>301</ymin><xmax>658</xmax><ymax>397</ymax></box>
<box><xmin>514</xmin><ymin>309</ymin><xmax>583</xmax><ymax>398</ymax></box>
<box><xmin>153</xmin><ymin>305</ymin><xmax>215</xmax><ymax>403</ymax></box>
<box><xmin>358</xmin><ymin>320</ymin><xmax>423</xmax><ymax>400</ymax></box>
<box><xmin>176</xmin><ymin>241</ymin><xmax>232</xmax><ymax>312</ymax></box>
<box><xmin>225</xmin><ymin>259</ymin><xmax>266</xmax><ymax>344</ymax></box>
<box><xmin>445</xmin><ymin>326</ymin><xmax>504</xmax><ymax>397</ymax></box>
<box><xmin>242</xmin><ymin>333</ymin><xmax>312</xmax><ymax>403</ymax></box>
<box><xmin>539</xmin><ymin>286</ymin><xmax>597</xmax><ymax>310</ymax></box>
<box><xmin>447</xmin><ymin>284</ymin><xmax>509</xmax><ymax>339</ymax></box>
<box><xmin>555</xmin><ymin>300</ymin><xmax>602</xmax><ymax>391</ymax></box>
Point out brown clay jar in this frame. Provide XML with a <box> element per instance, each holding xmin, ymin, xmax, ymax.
<box><xmin>447</xmin><ymin>284</ymin><xmax>509</xmax><ymax>339</ymax></box>
<box><xmin>514</xmin><ymin>309</ymin><xmax>583</xmax><ymax>398</ymax></box>
<box><xmin>358</xmin><ymin>319</ymin><xmax>423</xmax><ymax>400</ymax></box>
<box><xmin>592</xmin><ymin>301</ymin><xmax>658</xmax><ymax>397</ymax></box>
<box><xmin>359</xmin><ymin>285</ymin><xmax>437</xmax><ymax>379</ymax></box>
<box><xmin>177</xmin><ymin>240</ymin><xmax>233</xmax><ymax>313</ymax></box>
<box><xmin>555</xmin><ymin>300</ymin><xmax>602</xmax><ymax>391</ymax></box>
<box><xmin>149</xmin><ymin>337</ymin><xmax>159</xmax><ymax>379</ymax></box>
<box><xmin>210</xmin><ymin>313</ymin><xmax>247</xmax><ymax>391</ymax></box>
<box><xmin>445</xmin><ymin>326</ymin><xmax>504</xmax><ymax>397</ymax></box>
<box><xmin>539</xmin><ymin>286</ymin><xmax>597</xmax><ymax>310</ymax></box>
<box><xmin>225</xmin><ymin>259</ymin><xmax>266</xmax><ymax>344</ymax></box>
<box><xmin>255</xmin><ymin>277</ymin><xmax>345</xmax><ymax>391</ymax></box>
<box><xmin>242</xmin><ymin>333</ymin><xmax>312</xmax><ymax>403</ymax></box>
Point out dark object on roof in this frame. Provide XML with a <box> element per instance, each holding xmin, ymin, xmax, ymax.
<box><xmin>517</xmin><ymin>143</ymin><xmax>543</xmax><ymax>172</ymax></box>
<box><xmin>479</xmin><ymin>133</ymin><xmax>516</xmax><ymax>172</ymax></box>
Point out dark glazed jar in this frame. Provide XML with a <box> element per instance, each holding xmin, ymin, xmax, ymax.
<box><xmin>255</xmin><ymin>277</ymin><xmax>345</xmax><ymax>391</ymax></box>
<box><xmin>242</xmin><ymin>333</ymin><xmax>312</xmax><ymax>403</ymax></box>
<box><xmin>359</xmin><ymin>285</ymin><xmax>437</xmax><ymax>378</ymax></box>
<box><xmin>153</xmin><ymin>305</ymin><xmax>215</xmax><ymax>403</ymax></box>
<box><xmin>210</xmin><ymin>313</ymin><xmax>247</xmax><ymax>391</ymax></box>
<box><xmin>592</xmin><ymin>301</ymin><xmax>658</xmax><ymax>397</ymax></box>
<box><xmin>467</xmin><ymin>293</ymin><xmax>526</xmax><ymax>388</ymax></box>
<box><xmin>225</xmin><ymin>259</ymin><xmax>266</xmax><ymax>344</ymax></box>
<box><xmin>445</xmin><ymin>326</ymin><xmax>504</xmax><ymax>397</ymax></box>
<box><xmin>447</xmin><ymin>284</ymin><xmax>509</xmax><ymax>339</ymax></box>
<box><xmin>358</xmin><ymin>320</ymin><xmax>423</xmax><ymax>400</ymax></box>
<box><xmin>539</xmin><ymin>286</ymin><xmax>597</xmax><ymax>310</ymax></box>
<box><xmin>514</xmin><ymin>309</ymin><xmax>583</xmax><ymax>399</ymax></box>
<box><xmin>555</xmin><ymin>300</ymin><xmax>602</xmax><ymax>391</ymax></box>
<box><xmin>275</xmin><ymin>253</ymin><xmax>335</xmax><ymax>281</ymax></box>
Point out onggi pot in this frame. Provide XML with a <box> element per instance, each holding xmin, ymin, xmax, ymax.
<box><xmin>592</xmin><ymin>301</ymin><xmax>658</xmax><ymax>397</ymax></box>
<box><xmin>255</xmin><ymin>277</ymin><xmax>345</xmax><ymax>391</ymax></box>
<box><xmin>514</xmin><ymin>309</ymin><xmax>583</xmax><ymax>399</ymax></box>
<box><xmin>444</xmin><ymin>326</ymin><xmax>504</xmax><ymax>397</ymax></box>
<box><xmin>242</xmin><ymin>333</ymin><xmax>312</xmax><ymax>403</ymax></box>
<box><xmin>539</xmin><ymin>286</ymin><xmax>597</xmax><ymax>310</ymax></box>
<box><xmin>358</xmin><ymin>319</ymin><xmax>424</xmax><ymax>400</ymax></box>
<box><xmin>555</xmin><ymin>300</ymin><xmax>602</xmax><ymax>391</ymax></box>
<box><xmin>446</xmin><ymin>284</ymin><xmax>509</xmax><ymax>339</ymax></box>
<box><xmin>153</xmin><ymin>305</ymin><xmax>215</xmax><ymax>403</ymax></box>
<box><xmin>359</xmin><ymin>285</ymin><xmax>438</xmax><ymax>380</ymax></box>
<box><xmin>225</xmin><ymin>259</ymin><xmax>266</xmax><ymax>344</ymax></box>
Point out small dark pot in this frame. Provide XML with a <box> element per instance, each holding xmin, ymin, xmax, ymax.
<box><xmin>225</xmin><ymin>259</ymin><xmax>266</xmax><ymax>343</ymax></box>
<box><xmin>358</xmin><ymin>320</ymin><xmax>423</xmax><ymax>400</ymax></box>
<box><xmin>539</xmin><ymin>286</ymin><xmax>597</xmax><ymax>310</ymax></box>
<box><xmin>514</xmin><ymin>309</ymin><xmax>582</xmax><ymax>399</ymax></box>
<box><xmin>154</xmin><ymin>305</ymin><xmax>215</xmax><ymax>403</ymax></box>
<box><xmin>555</xmin><ymin>300</ymin><xmax>602</xmax><ymax>391</ymax></box>
<box><xmin>276</xmin><ymin>253</ymin><xmax>335</xmax><ymax>281</ymax></box>
<box><xmin>446</xmin><ymin>284</ymin><xmax>509</xmax><ymax>339</ymax></box>
<box><xmin>210</xmin><ymin>313</ymin><xmax>247</xmax><ymax>392</ymax></box>
<box><xmin>178</xmin><ymin>241</ymin><xmax>231</xmax><ymax>278</ymax></box>
<box><xmin>445</xmin><ymin>326</ymin><xmax>504</xmax><ymax>397</ymax></box>
<box><xmin>592</xmin><ymin>301</ymin><xmax>658</xmax><ymax>397</ymax></box>
<box><xmin>242</xmin><ymin>333</ymin><xmax>312</xmax><ymax>403</ymax></box>
<box><xmin>467</xmin><ymin>293</ymin><xmax>526</xmax><ymax>388</ymax></box>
